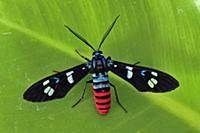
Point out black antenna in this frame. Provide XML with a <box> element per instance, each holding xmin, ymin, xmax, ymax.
<box><xmin>98</xmin><ymin>15</ymin><xmax>120</xmax><ymax>51</ymax></box>
<box><xmin>64</xmin><ymin>25</ymin><xmax>96</xmax><ymax>51</ymax></box>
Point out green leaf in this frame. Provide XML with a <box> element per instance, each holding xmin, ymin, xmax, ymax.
<box><xmin>0</xmin><ymin>0</ymin><xmax>200</xmax><ymax>133</ymax></box>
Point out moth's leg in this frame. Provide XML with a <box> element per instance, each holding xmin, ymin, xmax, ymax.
<box><xmin>133</xmin><ymin>61</ymin><xmax>140</xmax><ymax>66</ymax></box>
<box><xmin>52</xmin><ymin>70</ymin><xmax>60</xmax><ymax>73</ymax></box>
<box><xmin>110</xmin><ymin>83</ymin><xmax>127</xmax><ymax>113</ymax></box>
<box><xmin>72</xmin><ymin>80</ymin><xmax>92</xmax><ymax>108</ymax></box>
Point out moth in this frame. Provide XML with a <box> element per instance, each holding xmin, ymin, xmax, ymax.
<box><xmin>23</xmin><ymin>16</ymin><xmax>179</xmax><ymax>115</ymax></box>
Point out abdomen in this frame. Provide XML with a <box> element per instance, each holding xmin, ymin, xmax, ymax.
<box><xmin>92</xmin><ymin>72</ymin><xmax>111</xmax><ymax>115</ymax></box>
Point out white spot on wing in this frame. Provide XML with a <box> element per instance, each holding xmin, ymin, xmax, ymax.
<box><xmin>151</xmin><ymin>78</ymin><xmax>158</xmax><ymax>85</ymax></box>
<box><xmin>48</xmin><ymin>89</ymin><xmax>55</xmax><ymax>96</ymax></box>
<box><xmin>151</xmin><ymin>72</ymin><xmax>158</xmax><ymax>77</ymax></box>
<box><xmin>114</xmin><ymin>64</ymin><xmax>117</xmax><ymax>68</ymax></box>
<box><xmin>148</xmin><ymin>80</ymin><xmax>154</xmax><ymax>88</ymax></box>
<box><xmin>148</xmin><ymin>78</ymin><xmax>158</xmax><ymax>88</ymax></box>
<box><xmin>44</xmin><ymin>86</ymin><xmax>55</xmax><ymax>96</ymax></box>
<box><xmin>66</xmin><ymin>71</ymin><xmax>74</xmax><ymax>84</ymax></box>
<box><xmin>127</xmin><ymin>71</ymin><xmax>133</xmax><ymax>79</ymax></box>
<box><xmin>43</xmin><ymin>80</ymin><xmax>50</xmax><ymax>86</ymax></box>
<box><xmin>67</xmin><ymin>76</ymin><xmax>74</xmax><ymax>84</ymax></box>
<box><xmin>66</xmin><ymin>71</ymin><xmax>74</xmax><ymax>76</ymax></box>
<box><xmin>44</xmin><ymin>86</ymin><xmax>51</xmax><ymax>94</ymax></box>
<box><xmin>82</xmin><ymin>67</ymin><xmax>85</xmax><ymax>70</ymax></box>
<box><xmin>126</xmin><ymin>66</ymin><xmax>133</xmax><ymax>71</ymax></box>
<box><xmin>126</xmin><ymin>66</ymin><xmax>134</xmax><ymax>79</ymax></box>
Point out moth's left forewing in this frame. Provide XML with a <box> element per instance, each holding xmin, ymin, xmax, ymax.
<box><xmin>109</xmin><ymin>60</ymin><xmax>179</xmax><ymax>93</ymax></box>
<box><xmin>23</xmin><ymin>63</ymin><xmax>90</xmax><ymax>102</ymax></box>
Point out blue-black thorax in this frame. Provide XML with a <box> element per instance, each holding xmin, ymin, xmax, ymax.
<box><xmin>89</xmin><ymin>51</ymin><xmax>110</xmax><ymax>90</ymax></box>
<box><xmin>91</xmin><ymin>51</ymin><xmax>107</xmax><ymax>72</ymax></box>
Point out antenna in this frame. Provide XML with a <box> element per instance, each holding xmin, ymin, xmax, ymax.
<box><xmin>75</xmin><ymin>49</ymin><xmax>90</xmax><ymax>62</ymax></box>
<box><xmin>98</xmin><ymin>15</ymin><xmax>120</xmax><ymax>51</ymax></box>
<box><xmin>64</xmin><ymin>25</ymin><xmax>96</xmax><ymax>51</ymax></box>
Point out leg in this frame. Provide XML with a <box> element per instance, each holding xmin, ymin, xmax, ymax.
<box><xmin>75</xmin><ymin>49</ymin><xmax>90</xmax><ymax>62</ymax></box>
<box><xmin>133</xmin><ymin>61</ymin><xmax>140</xmax><ymax>66</ymax></box>
<box><xmin>53</xmin><ymin>70</ymin><xmax>60</xmax><ymax>73</ymax></box>
<box><xmin>110</xmin><ymin>83</ymin><xmax>128</xmax><ymax>113</ymax></box>
<box><xmin>72</xmin><ymin>80</ymin><xmax>92</xmax><ymax>108</ymax></box>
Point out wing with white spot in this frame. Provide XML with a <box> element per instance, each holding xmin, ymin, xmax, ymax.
<box><xmin>109</xmin><ymin>60</ymin><xmax>179</xmax><ymax>92</ymax></box>
<box><xmin>23</xmin><ymin>63</ymin><xmax>90</xmax><ymax>102</ymax></box>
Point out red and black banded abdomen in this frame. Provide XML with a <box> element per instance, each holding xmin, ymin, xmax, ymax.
<box><xmin>92</xmin><ymin>86</ymin><xmax>111</xmax><ymax>115</ymax></box>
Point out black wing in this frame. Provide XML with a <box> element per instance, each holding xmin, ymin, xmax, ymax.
<box><xmin>109</xmin><ymin>60</ymin><xmax>179</xmax><ymax>92</ymax></box>
<box><xmin>23</xmin><ymin>63</ymin><xmax>90</xmax><ymax>102</ymax></box>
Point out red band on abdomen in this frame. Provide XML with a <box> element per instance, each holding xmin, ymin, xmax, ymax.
<box><xmin>93</xmin><ymin>91</ymin><xmax>110</xmax><ymax>97</ymax></box>
<box><xmin>94</xmin><ymin>97</ymin><xmax>111</xmax><ymax>103</ymax></box>
<box><xmin>95</xmin><ymin>103</ymin><xmax>111</xmax><ymax>109</ymax></box>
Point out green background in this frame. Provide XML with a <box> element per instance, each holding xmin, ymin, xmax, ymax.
<box><xmin>0</xmin><ymin>0</ymin><xmax>200</xmax><ymax>132</ymax></box>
